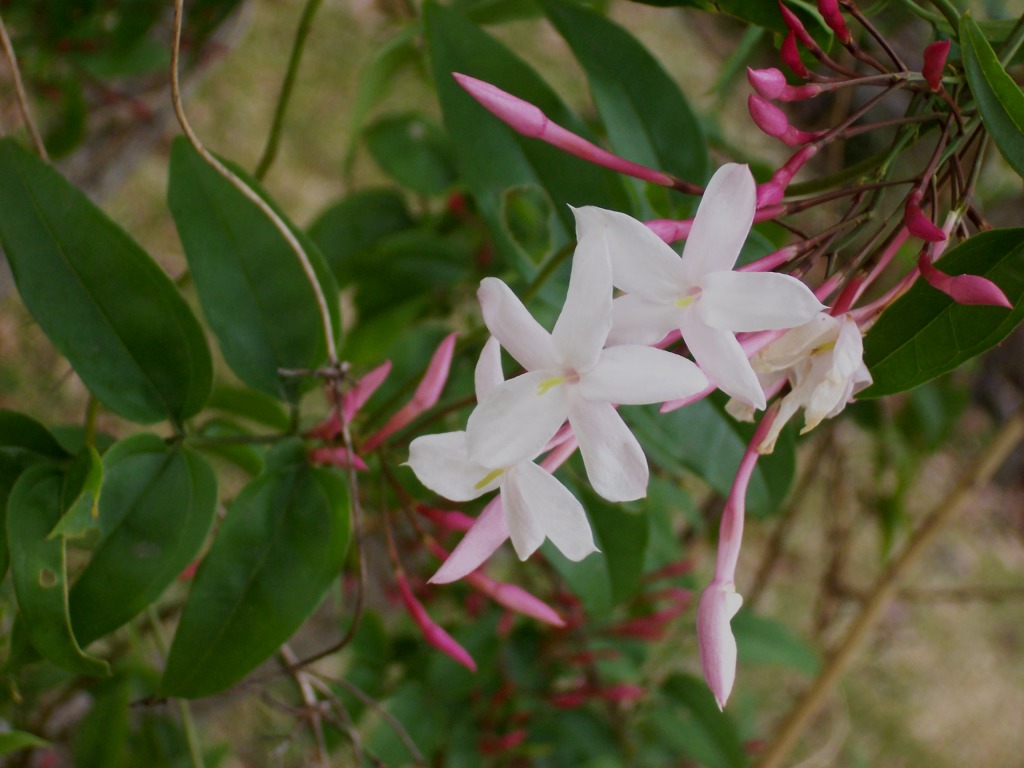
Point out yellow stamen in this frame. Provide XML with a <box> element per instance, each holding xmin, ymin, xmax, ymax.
<box><xmin>474</xmin><ymin>468</ymin><xmax>504</xmax><ymax>490</ymax></box>
<box><xmin>811</xmin><ymin>340</ymin><xmax>836</xmax><ymax>354</ymax></box>
<box><xmin>536</xmin><ymin>376</ymin><xmax>566</xmax><ymax>396</ymax></box>
<box><xmin>675</xmin><ymin>294</ymin><xmax>696</xmax><ymax>309</ymax></box>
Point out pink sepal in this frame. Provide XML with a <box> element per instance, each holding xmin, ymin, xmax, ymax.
<box><xmin>396</xmin><ymin>572</ymin><xmax>477</xmax><ymax>671</ymax></box>
<box><xmin>918</xmin><ymin>256</ymin><xmax>1012</xmax><ymax>308</ymax></box>
<box><xmin>922</xmin><ymin>40</ymin><xmax>950</xmax><ymax>92</ymax></box>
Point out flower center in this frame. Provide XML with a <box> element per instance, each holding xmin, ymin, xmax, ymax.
<box><xmin>674</xmin><ymin>286</ymin><xmax>702</xmax><ymax>309</ymax></box>
<box><xmin>536</xmin><ymin>370</ymin><xmax>579</xmax><ymax>396</ymax></box>
<box><xmin>474</xmin><ymin>467</ymin><xmax>505</xmax><ymax>490</ymax></box>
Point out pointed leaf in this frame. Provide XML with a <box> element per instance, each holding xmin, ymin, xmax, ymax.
<box><xmin>542</xmin><ymin>0</ymin><xmax>708</xmax><ymax>217</ymax></box>
<box><xmin>0</xmin><ymin>410</ymin><xmax>71</xmax><ymax>459</ymax></box>
<box><xmin>582</xmin><ymin>485</ymin><xmax>648</xmax><ymax>604</ymax></box>
<box><xmin>47</xmin><ymin>447</ymin><xmax>103</xmax><ymax>541</ymax></box>
<box><xmin>364</xmin><ymin>112</ymin><xmax>458</xmax><ymax>196</ymax></box>
<box><xmin>162</xmin><ymin>440</ymin><xmax>350</xmax><ymax>698</ymax></box>
<box><xmin>168</xmin><ymin>137</ymin><xmax>340</xmax><ymax>401</ymax></box>
<box><xmin>962</xmin><ymin>16</ymin><xmax>1024</xmax><ymax>177</ymax></box>
<box><xmin>7</xmin><ymin>464</ymin><xmax>110</xmax><ymax>676</ymax></box>
<box><xmin>659</xmin><ymin>673</ymin><xmax>748</xmax><ymax>768</ymax></box>
<box><xmin>0</xmin><ymin>138</ymin><xmax>213</xmax><ymax>424</ymax></box>
<box><xmin>69</xmin><ymin>434</ymin><xmax>218</xmax><ymax>646</ymax></box>
<box><xmin>731</xmin><ymin>610</ymin><xmax>820</xmax><ymax>676</ymax></box>
<box><xmin>862</xmin><ymin>229</ymin><xmax>1024</xmax><ymax>397</ymax></box>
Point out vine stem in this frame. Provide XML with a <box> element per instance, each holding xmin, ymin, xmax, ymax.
<box><xmin>170</xmin><ymin>0</ymin><xmax>338</xmax><ymax>364</ymax></box>
<box><xmin>0</xmin><ymin>11</ymin><xmax>48</xmax><ymax>160</ymax></box>
<box><xmin>757</xmin><ymin>404</ymin><xmax>1024</xmax><ymax>768</ymax></box>
<box><xmin>254</xmin><ymin>0</ymin><xmax>323</xmax><ymax>181</ymax></box>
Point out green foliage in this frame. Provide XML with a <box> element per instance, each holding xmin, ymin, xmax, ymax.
<box><xmin>862</xmin><ymin>229</ymin><xmax>1024</xmax><ymax>397</ymax></box>
<box><xmin>0</xmin><ymin>138</ymin><xmax>213</xmax><ymax>425</ymax></box>
<box><xmin>364</xmin><ymin>112</ymin><xmax>459</xmax><ymax>196</ymax></box>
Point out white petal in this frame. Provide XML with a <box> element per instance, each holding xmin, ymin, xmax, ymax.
<box><xmin>698</xmin><ymin>271</ymin><xmax>825</xmax><ymax>332</ymax></box>
<box><xmin>681</xmin><ymin>164</ymin><xmax>756</xmax><ymax>281</ymax></box>
<box><xmin>753</xmin><ymin>314</ymin><xmax>838</xmax><ymax>372</ymax></box>
<box><xmin>406</xmin><ymin>432</ymin><xmax>497</xmax><ymax>501</ymax></box>
<box><xmin>466</xmin><ymin>371</ymin><xmax>568</xmax><ymax>467</ymax></box>
<box><xmin>552</xmin><ymin>216</ymin><xmax>613</xmax><ymax>372</ymax></box>
<box><xmin>478</xmin><ymin>278</ymin><xmax>559</xmax><ymax>372</ymax></box>
<box><xmin>607</xmin><ymin>292</ymin><xmax>682</xmax><ymax>346</ymax></box>
<box><xmin>580</xmin><ymin>345</ymin><xmax>708</xmax><ymax>405</ymax></box>
<box><xmin>504</xmin><ymin>462</ymin><xmax>598</xmax><ymax>561</ymax></box>
<box><xmin>474</xmin><ymin>336</ymin><xmax>504</xmax><ymax>401</ymax></box>
<box><xmin>568</xmin><ymin>398</ymin><xmax>649</xmax><ymax>502</ymax></box>
<box><xmin>830</xmin><ymin>316</ymin><xmax>865</xmax><ymax>381</ymax></box>
<box><xmin>572</xmin><ymin>206</ymin><xmax>684</xmax><ymax>302</ymax></box>
<box><xmin>758</xmin><ymin>391</ymin><xmax>804</xmax><ymax>454</ymax></box>
<box><xmin>680</xmin><ymin>312</ymin><xmax>766</xmax><ymax>410</ymax></box>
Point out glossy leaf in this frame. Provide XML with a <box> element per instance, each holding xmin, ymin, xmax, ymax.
<box><xmin>658</xmin><ymin>673</ymin><xmax>748</xmax><ymax>768</ymax></box>
<box><xmin>542</xmin><ymin>0</ymin><xmax>708</xmax><ymax>216</ymax></box>
<box><xmin>584</xmin><ymin>487</ymin><xmax>649</xmax><ymax>604</ymax></box>
<box><xmin>0</xmin><ymin>138</ymin><xmax>213</xmax><ymax>424</ymax></box>
<box><xmin>7</xmin><ymin>464</ymin><xmax>110</xmax><ymax>676</ymax></box>
<box><xmin>425</xmin><ymin>0</ymin><xmax>633</xmax><ymax>271</ymax></box>
<box><xmin>207</xmin><ymin>384</ymin><xmax>291</xmax><ymax>431</ymax></box>
<box><xmin>0</xmin><ymin>410</ymin><xmax>71</xmax><ymax>459</ymax></box>
<box><xmin>627</xmin><ymin>397</ymin><xmax>795</xmax><ymax>518</ymax></box>
<box><xmin>364</xmin><ymin>112</ymin><xmax>458</xmax><ymax>196</ymax></box>
<box><xmin>962</xmin><ymin>16</ymin><xmax>1024</xmax><ymax>177</ymax></box>
<box><xmin>862</xmin><ymin>229</ymin><xmax>1024</xmax><ymax>397</ymax></box>
<box><xmin>168</xmin><ymin>137</ymin><xmax>340</xmax><ymax>401</ymax></box>
<box><xmin>162</xmin><ymin>440</ymin><xmax>350</xmax><ymax>698</ymax></box>
<box><xmin>47</xmin><ymin>447</ymin><xmax>103</xmax><ymax>541</ymax></box>
<box><xmin>732</xmin><ymin>610</ymin><xmax>820</xmax><ymax>676</ymax></box>
<box><xmin>69</xmin><ymin>434</ymin><xmax>218</xmax><ymax>646</ymax></box>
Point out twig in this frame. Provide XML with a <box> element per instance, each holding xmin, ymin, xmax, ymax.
<box><xmin>279</xmin><ymin>645</ymin><xmax>328</xmax><ymax>767</ymax></box>
<box><xmin>254</xmin><ymin>0</ymin><xmax>323</xmax><ymax>181</ymax></box>
<box><xmin>757</xmin><ymin>405</ymin><xmax>1024</xmax><ymax>768</ymax></box>
<box><xmin>0</xmin><ymin>11</ymin><xmax>48</xmax><ymax>160</ymax></box>
<box><xmin>147</xmin><ymin>608</ymin><xmax>206</xmax><ymax>768</ymax></box>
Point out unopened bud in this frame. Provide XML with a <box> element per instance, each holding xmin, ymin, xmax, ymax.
<box><xmin>918</xmin><ymin>255</ymin><xmax>1012</xmax><ymax>308</ymax></box>
<box><xmin>904</xmin><ymin>190</ymin><xmax>946</xmax><ymax>243</ymax></box>
<box><xmin>922</xmin><ymin>40</ymin><xmax>950</xmax><ymax>92</ymax></box>
<box><xmin>817</xmin><ymin>0</ymin><xmax>852</xmax><ymax>44</ymax></box>
<box><xmin>781</xmin><ymin>31</ymin><xmax>810</xmax><ymax>78</ymax></box>
<box><xmin>779</xmin><ymin>1</ymin><xmax>817</xmax><ymax>48</ymax></box>
<box><xmin>747</xmin><ymin>67</ymin><xmax>821</xmax><ymax>101</ymax></box>
<box><xmin>697</xmin><ymin>581</ymin><xmax>743</xmax><ymax>710</ymax></box>
<box><xmin>756</xmin><ymin>145</ymin><xmax>818</xmax><ymax>206</ymax></box>
<box><xmin>748</xmin><ymin>94</ymin><xmax>822</xmax><ymax>146</ymax></box>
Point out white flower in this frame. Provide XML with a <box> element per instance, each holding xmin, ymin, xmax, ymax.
<box><xmin>591</xmin><ymin>163</ymin><xmax>825</xmax><ymax>409</ymax></box>
<box><xmin>465</xmin><ymin>206</ymin><xmax>708</xmax><ymax>502</ymax></box>
<box><xmin>730</xmin><ymin>313</ymin><xmax>872</xmax><ymax>452</ymax></box>
<box><xmin>408</xmin><ymin>338</ymin><xmax>597</xmax><ymax>561</ymax></box>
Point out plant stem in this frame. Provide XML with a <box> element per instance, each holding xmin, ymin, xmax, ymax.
<box><xmin>254</xmin><ymin>0</ymin><xmax>323</xmax><ymax>181</ymax></box>
<box><xmin>756</xmin><ymin>404</ymin><xmax>1024</xmax><ymax>768</ymax></box>
<box><xmin>0</xmin><ymin>12</ymin><xmax>48</xmax><ymax>160</ymax></box>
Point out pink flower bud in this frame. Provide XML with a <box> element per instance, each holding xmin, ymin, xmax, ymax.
<box><xmin>363</xmin><ymin>333</ymin><xmax>456</xmax><ymax>450</ymax></box>
<box><xmin>342</xmin><ymin>360</ymin><xmax>392</xmax><ymax>423</ymax></box>
<box><xmin>697</xmin><ymin>581</ymin><xmax>743</xmax><ymax>710</ymax></box>
<box><xmin>817</xmin><ymin>0</ymin><xmax>852</xmax><ymax>44</ymax></box>
<box><xmin>922</xmin><ymin>40</ymin><xmax>950</xmax><ymax>91</ymax></box>
<box><xmin>747</xmin><ymin>67</ymin><xmax>822</xmax><ymax>102</ymax></box>
<box><xmin>453</xmin><ymin>73</ymin><xmax>680</xmax><ymax>188</ymax></box>
<box><xmin>416</xmin><ymin>504</ymin><xmax>475</xmax><ymax>532</ymax></box>
<box><xmin>903</xmin><ymin>190</ymin><xmax>946</xmax><ymax>243</ymax></box>
<box><xmin>756</xmin><ymin>145</ymin><xmax>818</xmax><ymax>206</ymax></box>
<box><xmin>778</xmin><ymin>2</ymin><xmax>816</xmax><ymax>48</ymax></box>
<box><xmin>917</xmin><ymin>255</ymin><xmax>1012</xmax><ymax>308</ymax></box>
<box><xmin>308</xmin><ymin>446</ymin><xmax>369</xmax><ymax>471</ymax></box>
<box><xmin>396</xmin><ymin>571</ymin><xmax>477</xmax><ymax>671</ymax></box>
<box><xmin>781</xmin><ymin>32</ymin><xmax>809</xmax><ymax>78</ymax></box>
<box><xmin>748</xmin><ymin>95</ymin><xmax>822</xmax><ymax>146</ymax></box>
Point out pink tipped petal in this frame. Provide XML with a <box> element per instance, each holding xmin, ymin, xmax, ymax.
<box><xmin>922</xmin><ymin>40</ymin><xmax>950</xmax><ymax>91</ymax></box>
<box><xmin>645</xmin><ymin>218</ymin><xmax>692</xmax><ymax>243</ymax></box>
<box><xmin>817</xmin><ymin>0</ymin><xmax>852</xmax><ymax>44</ymax></box>
<box><xmin>553</xmin><ymin>210</ymin><xmax>614</xmax><ymax>371</ymax></box>
<box><xmin>430</xmin><ymin>499</ymin><xmax>509</xmax><ymax>584</ymax></box>
<box><xmin>569</xmin><ymin>398</ymin><xmax>649</xmax><ymax>502</ymax></box>
<box><xmin>466</xmin><ymin>371</ymin><xmax>569</xmax><ymax>468</ymax></box>
<box><xmin>575</xmin><ymin>206</ymin><xmax>684</xmax><ymax>302</ymax></box>
<box><xmin>504</xmin><ymin>461</ymin><xmax>598</xmax><ymax>561</ymax></box>
<box><xmin>680</xmin><ymin>315</ymin><xmax>767</xmax><ymax>410</ymax></box>
<box><xmin>478</xmin><ymin>278</ymin><xmax>560</xmax><ymax>372</ymax></box>
<box><xmin>681</xmin><ymin>164</ymin><xmax>757</xmax><ymax>280</ymax></box>
<box><xmin>697</xmin><ymin>582</ymin><xmax>743</xmax><ymax>710</ymax></box>
<box><xmin>699</xmin><ymin>271</ymin><xmax>825</xmax><ymax>332</ymax></box>
<box><xmin>406</xmin><ymin>432</ymin><xmax>498</xmax><ymax>502</ymax></box>
<box><xmin>475</xmin><ymin>337</ymin><xmax>504</xmax><ymax>401</ymax></box>
<box><xmin>918</xmin><ymin>256</ymin><xmax>1012</xmax><ymax>308</ymax></box>
<box><xmin>342</xmin><ymin>360</ymin><xmax>392</xmax><ymax>422</ymax></box>
<box><xmin>607</xmin><ymin>293</ymin><xmax>683</xmax><ymax>347</ymax></box>
<box><xmin>465</xmin><ymin>571</ymin><xmax>566</xmax><ymax>626</ymax></box>
<box><xmin>781</xmin><ymin>31</ymin><xmax>809</xmax><ymax>78</ymax></box>
<box><xmin>397</xmin><ymin>573</ymin><xmax>477</xmax><ymax>671</ymax></box>
<box><xmin>580</xmin><ymin>345</ymin><xmax>708</xmax><ymax>405</ymax></box>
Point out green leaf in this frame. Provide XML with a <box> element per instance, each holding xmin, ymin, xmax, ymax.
<box><xmin>584</xmin><ymin>487</ymin><xmax>648</xmax><ymax>604</ymax></box>
<box><xmin>0</xmin><ymin>731</ymin><xmax>50</xmax><ymax>756</ymax></box>
<box><xmin>962</xmin><ymin>15</ymin><xmax>1024</xmax><ymax>177</ymax></box>
<box><xmin>69</xmin><ymin>434</ymin><xmax>218</xmax><ymax>646</ymax></box>
<box><xmin>626</xmin><ymin>397</ymin><xmax>795</xmax><ymax>518</ymax></box>
<box><xmin>658</xmin><ymin>673</ymin><xmax>748</xmax><ymax>768</ymax></box>
<box><xmin>168</xmin><ymin>137</ymin><xmax>340</xmax><ymax>401</ymax></box>
<box><xmin>364</xmin><ymin>112</ymin><xmax>458</xmax><ymax>196</ymax></box>
<box><xmin>862</xmin><ymin>228</ymin><xmax>1024</xmax><ymax>397</ymax></box>
<box><xmin>194</xmin><ymin>418</ymin><xmax>267</xmax><ymax>476</ymax></box>
<box><xmin>626</xmin><ymin>0</ymin><xmax>828</xmax><ymax>42</ymax></box>
<box><xmin>0</xmin><ymin>138</ymin><xmax>213</xmax><ymax>424</ymax></box>
<box><xmin>0</xmin><ymin>453</ymin><xmax>30</xmax><ymax>580</ymax></box>
<box><xmin>207</xmin><ymin>384</ymin><xmax>291</xmax><ymax>431</ymax></box>
<box><xmin>7</xmin><ymin>464</ymin><xmax>110</xmax><ymax>676</ymax></box>
<box><xmin>73</xmin><ymin>677</ymin><xmax>131</xmax><ymax>768</ymax></box>
<box><xmin>425</xmin><ymin>0</ymin><xmax>633</xmax><ymax>272</ymax></box>
<box><xmin>732</xmin><ymin>610</ymin><xmax>820</xmax><ymax>676</ymax></box>
<box><xmin>0</xmin><ymin>410</ymin><xmax>71</xmax><ymax>459</ymax></box>
<box><xmin>308</xmin><ymin>188</ymin><xmax>416</xmax><ymax>287</ymax></box>
<box><xmin>541</xmin><ymin>0</ymin><xmax>708</xmax><ymax>217</ymax></box>
<box><xmin>162</xmin><ymin>440</ymin><xmax>350</xmax><ymax>698</ymax></box>
<box><xmin>47</xmin><ymin>446</ymin><xmax>103</xmax><ymax>541</ymax></box>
